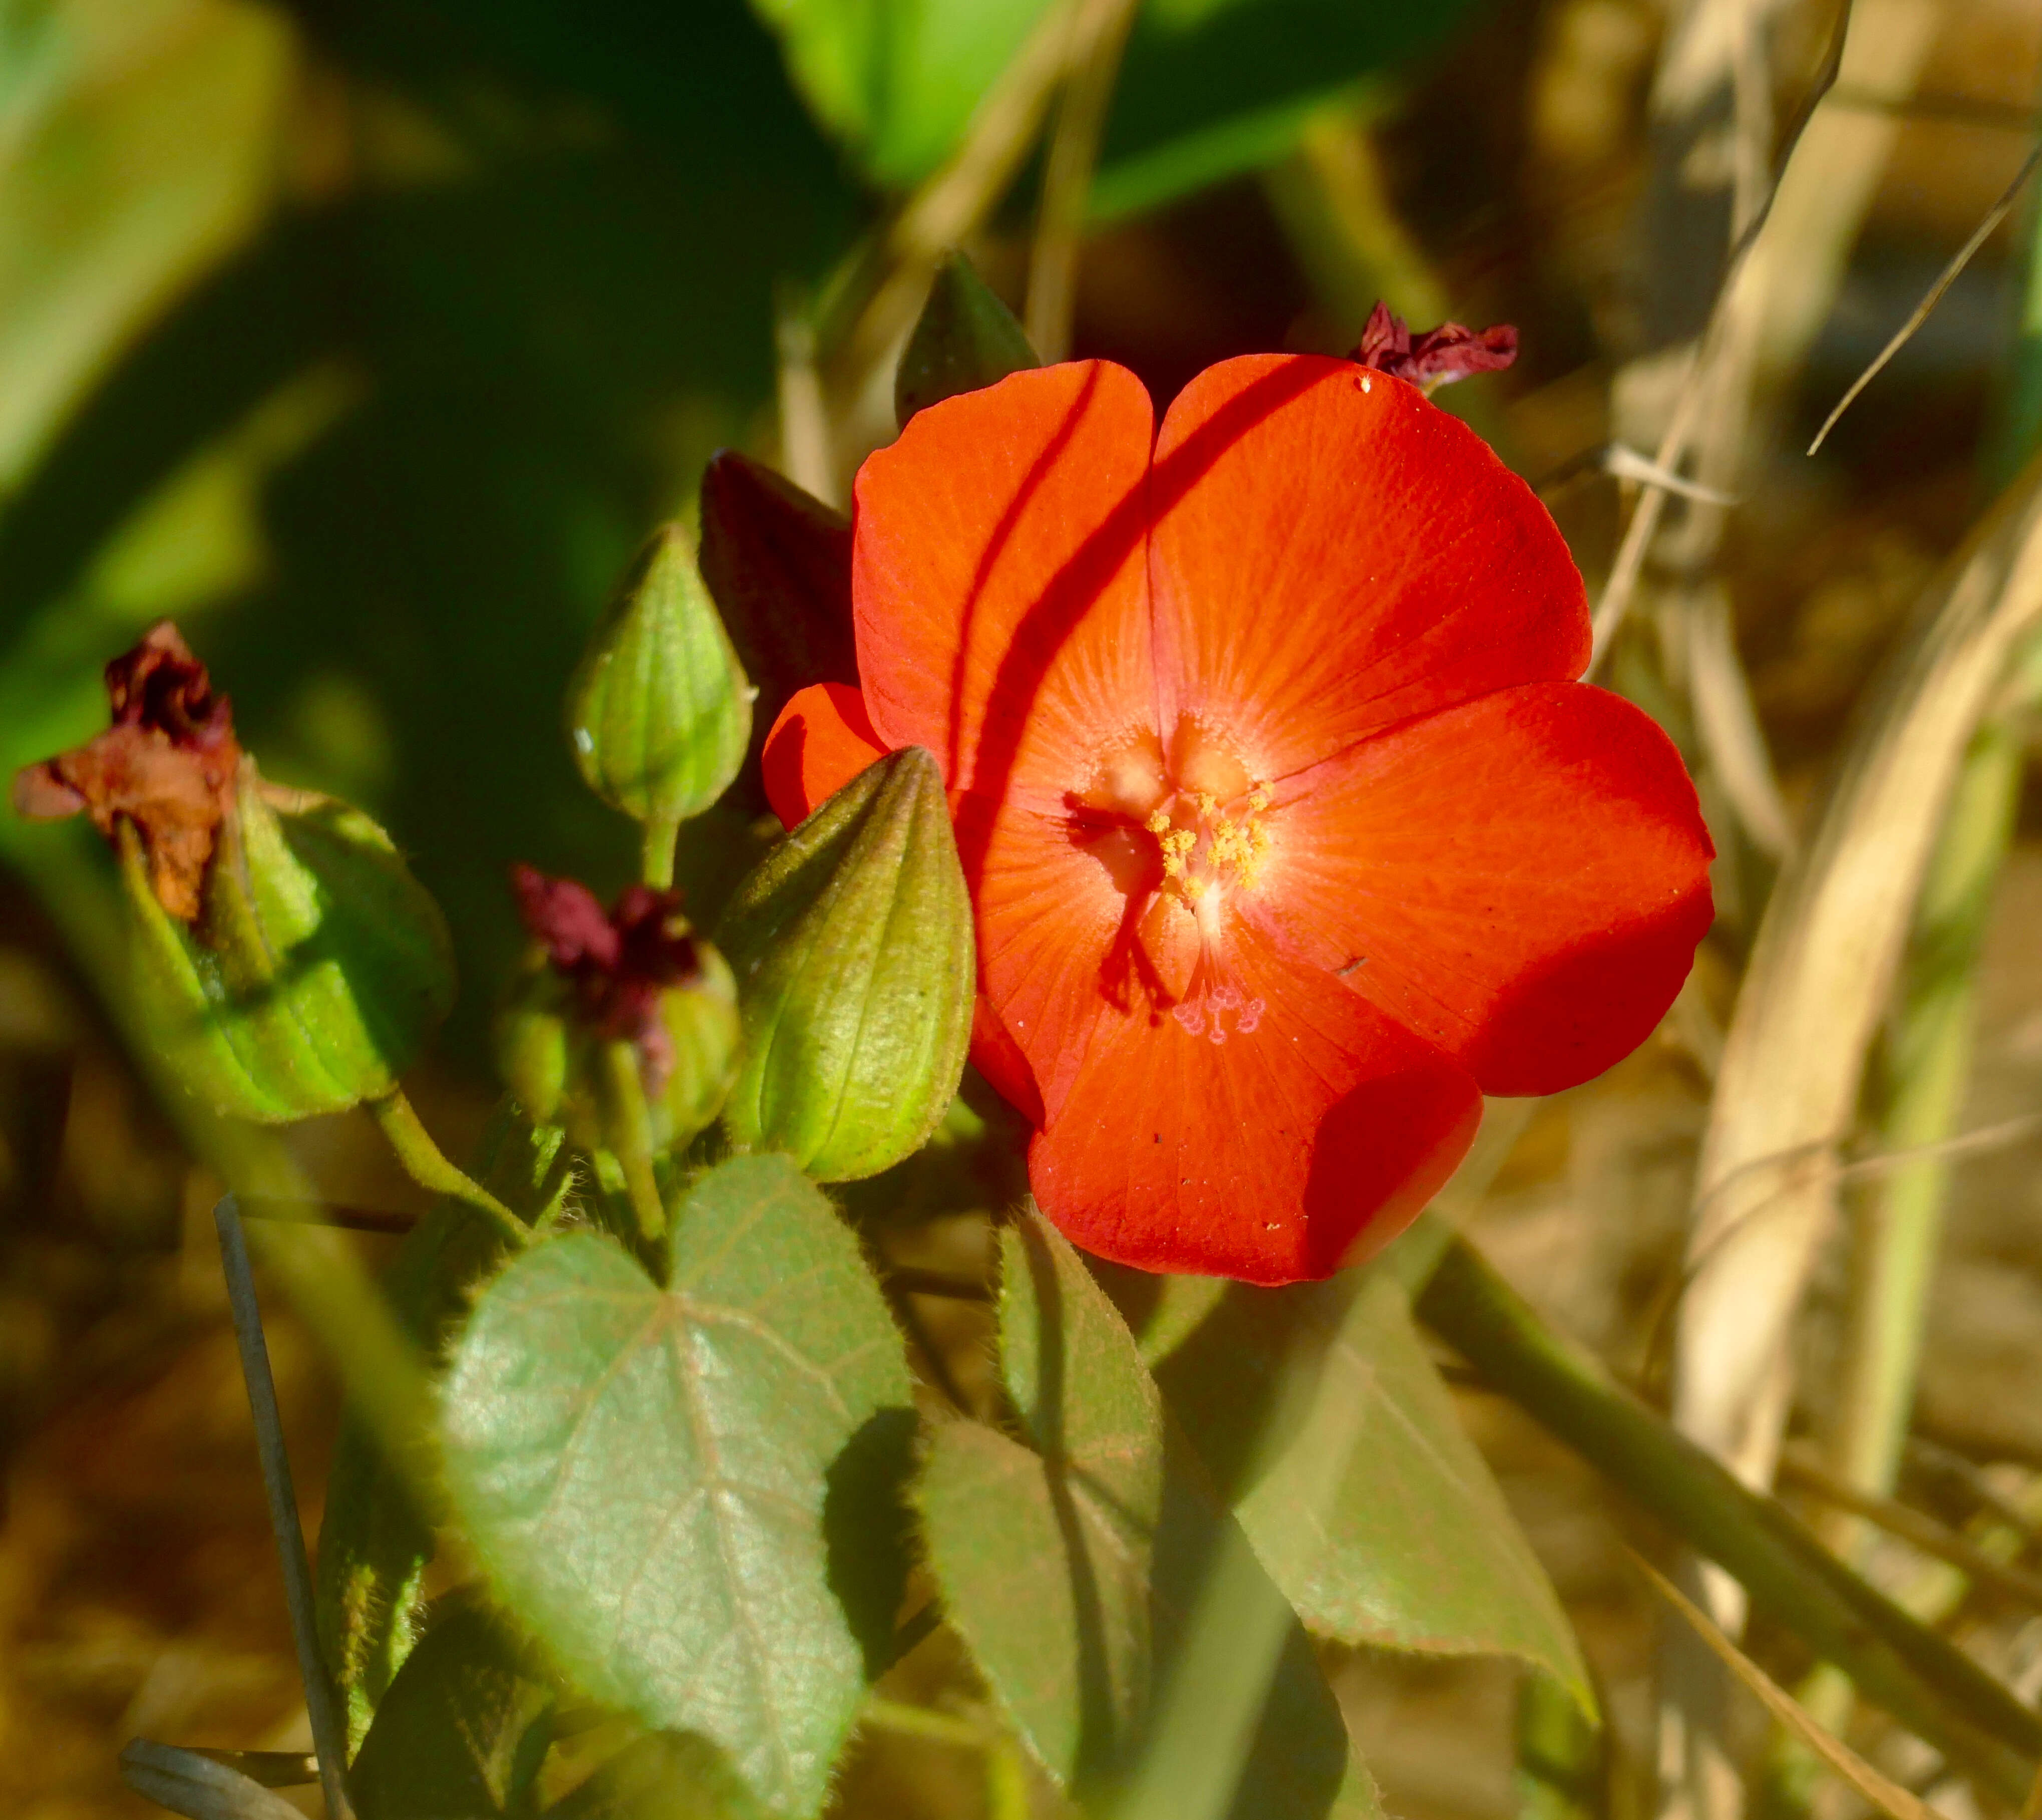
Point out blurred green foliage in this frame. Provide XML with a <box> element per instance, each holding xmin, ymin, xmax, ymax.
<box><xmin>0</xmin><ymin>0</ymin><xmax>1478</xmax><ymax>1068</ymax></box>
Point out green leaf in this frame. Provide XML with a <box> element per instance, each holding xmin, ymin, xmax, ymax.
<box><xmin>718</xmin><ymin>745</ymin><xmax>975</xmax><ymax>1182</ymax></box>
<box><xmin>568</xmin><ymin>524</ymin><xmax>754</xmax><ymax>840</ymax></box>
<box><xmin>440</xmin><ymin>1154</ymin><xmax>913</xmax><ymax>1818</ymax></box>
<box><xmin>748</xmin><ymin>0</ymin><xmax>1052</xmax><ymax>187</ymax></box>
<box><xmin>749</xmin><ymin>0</ymin><xmax>1472</xmax><ymax>219</ymax></box>
<box><xmin>917</xmin><ymin>1211</ymin><xmax>1377</xmax><ymax>1815</ymax></box>
<box><xmin>894</xmin><ymin>252</ymin><xmax>1040</xmax><ymax>430</ymax></box>
<box><xmin>544</xmin><ymin>1734</ymin><xmax>765</xmax><ymax>1820</ymax></box>
<box><xmin>0</xmin><ymin>0</ymin><xmax>291</xmax><ymax>497</ymax></box>
<box><xmin>316</xmin><ymin>1104</ymin><xmax>568</xmax><ymax>1757</ymax></box>
<box><xmin>1098</xmin><ymin>0</ymin><xmax>1477</xmax><ymax>219</ymax></box>
<box><xmin>351</xmin><ymin>1604</ymin><xmax>556</xmax><ymax>1820</ymax></box>
<box><xmin>1156</xmin><ymin>1271</ymin><xmax>1592</xmax><ymax>1714</ymax></box>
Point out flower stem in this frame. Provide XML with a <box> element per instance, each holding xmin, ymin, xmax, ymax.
<box><xmin>640</xmin><ymin>814</ymin><xmax>681</xmax><ymax>890</ymax></box>
<box><xmin>367</xmin><ymin>1088</ymin><xmax>527</xmax><ymax>1248</ymax></box>
<box><xmin>213</xmin><ymin>1195</ymin><xmax>356</xmax><ymax>1820</ymax></box>
<box><xmin>598</xmin><ymin>1040</ymin><xmax>666</xmax><ymax>1247</ymax></box>
<box><xmin>1414</xmin><ymin>1232</ymin><xmax>2040</xmax><ymax>1794</ymax></box>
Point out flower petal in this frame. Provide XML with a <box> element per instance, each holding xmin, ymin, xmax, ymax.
<box><xmin>1028</xmin><ymin>920</ymin><xmax>1481</xmax><ymax>1284</ymax></box>
<box><xmin>762</xmin><ymin>681</ymin><xmax>886</xmax><ymax>829</ymax></box>
<box><xmin>852</xmin><ymin>362</ymin><xmax>1157</xmax><ymax>826</ymax></box>
<box><xmin>1265</xmin><ymin>681</ymin><xmax>1714</xmax><ymax>1096</ymax></box>
<box><xmin>964</xmin><ymin>785</ymin><xmax>1146</xmax><ymax>1124</ymax></box>
<box><xmin>1148</xmin><ymin>354</ymin><xmax>1588</xmax><ymax>780</ymax></box>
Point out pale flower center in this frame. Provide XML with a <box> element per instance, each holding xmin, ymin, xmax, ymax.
<box><xmin>1074</xmin><ymin>717</ymin><xmax>1274</xmax><ymax>1040</ymax></box>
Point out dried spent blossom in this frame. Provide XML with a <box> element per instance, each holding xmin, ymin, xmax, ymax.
<box><xmin>12</xmin><ymin>622</ymin><xmax>242</xmax><ymax>921</ymax></box>
<box><xmin>1353</xmin><ymin>300</ymin><xmax>1518</xmax><ymax>391</ymax></box>
<box><xmin>510</xmin><ymin>865</ymin><xmax>703</xmax><ymax>1091</ymax></box>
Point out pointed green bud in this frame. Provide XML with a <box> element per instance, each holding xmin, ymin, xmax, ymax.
<box><xmin>568</xmin><ymin>524</ymin><xmax>755</xmax><ymax>841</ymax></box>
<box><xmin>718</xmin><ymin>746</ymin><xmax>974</xmax><ymax>1181</ymax></box>
<box><xmin>124</xmin><ymin>765</ymin><xmax>455</xmax><ymax>1122</ymax></box>
<box><xmin>894</xmin><ymin>251</ymin><xmax>1041</xmax><ymax>430</ymax></box>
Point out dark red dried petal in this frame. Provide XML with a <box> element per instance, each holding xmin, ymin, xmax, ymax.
<box><xmin>698</xmin><ymin>450</ymin><xmax>856</xmax><ymax>801</ymax></box>
<box><xmin>1353</xmin><ymin>301</ymin><xmax>1518</xmax><ymax>389</ymax></box>
<box><xmin>512</xmin><ymin>864</ymin><xmax>622</xmax><ymax>972</ymax></box>
<box><xmin>509</xmin><ymin>866</ymin><xmax>701</xmax><ymax>1085</ymax></box>
<box><xmin>10</xmin><ymin>621</ymin><xmax>242</xmax><ymax>921</ymax></box>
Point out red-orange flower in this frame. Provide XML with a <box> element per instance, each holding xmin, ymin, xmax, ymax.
<box><xmin>765</xmin><ymin>356</ymin><xmax>1713</xmax><ymax>1284</ymax></box>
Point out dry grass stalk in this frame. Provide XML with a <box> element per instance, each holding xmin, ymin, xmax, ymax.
<box><xmin>1634</xmin><ymin>1553</ymin><xmax>1941</xmax><ymax>1820</ymax></box>
<box><xmin>1673</xmin><ymin>451</ymin><xmax>2042</xmax><ymax>1533</ymax></box>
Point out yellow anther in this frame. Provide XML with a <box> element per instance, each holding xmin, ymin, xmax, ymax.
<box><xmin>1145</xmin><ymin>808</ymin><xmax>1171</xmax><ymax>834</ymax></box>
<box><xmin>1247</xmin><ymin>784</ymin><xmax>1272</xmax><ymax>812</ymax></box>
<box><xmin>1183</xmin><ymin>878</ymin><xmax>1207</xmax><ymax>902</ymax></box>
<box><xmin>1162</xmin><ymin>853</ymin><xmax>1185</xmax><ymax>878</ymax></box>
<box><xmin>1195</xmin><ymin>791</ymin><xmax>1217</xmax><ymax>817</ymax></box>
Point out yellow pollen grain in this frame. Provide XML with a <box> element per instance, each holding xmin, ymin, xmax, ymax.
<box><xmin>1247</xmin><ymin>784</ymin><xmax>1271</xmax><ymax>812</ymax></box>
<box><xmin>1194</xmin><ymin>791</ymin><xmax>1218</xmax><ymax>817</ymax></box>
<box><xmin>1145</xmin><ymin>809</ymin><xmax>1171</xmax><ymax>833</ymax></box>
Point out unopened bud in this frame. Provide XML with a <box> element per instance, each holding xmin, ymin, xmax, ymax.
<box><xmin>15</xmin><ymin>624</ymin><xmax>453</xmax><ymax>1122</ymax></box>
<box><xmin>568</xmin><ymin>525</ymin><xmax>754</xmax><ymax>835</ymax></box>
<box><xmin>125</xmin><ymin>767</ymin><xmax>454</xmax><ymax>1122</ymax></box>
<box><xmin>717</xmin><ymin>745</ymin><xmax>973</xmax><ymax>1181</ymax></box>
<box><xmin>497</xmin><ymin>868</ymin><xmax>740</xmax><ymax>1154</ymax></box>
<box><xmin>895</xmin><ymin>252</ymin><xmax>1040</xmax><ymax>431</ymax></box>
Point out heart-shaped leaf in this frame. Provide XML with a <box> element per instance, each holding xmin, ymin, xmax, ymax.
<box><xmin>351</xmin><ymin>1604</ymin><xmax>556</xmax><ymax>1820</ymax></box>
<box><xmin>1155</xmin><ymin>1272</ymin><xmax>1592</xmax><ymax>1714</ymax></box>
<box><xmin>543</xmin><ymin>1732</ymin><xmax>765</xmax><ymax>1820</ymax></box>
<box><xmin>918</xmin><ymin>1210</ymin><xmax>1378</xmax><ymax>1816</ymax></box>
<box><xmin>441</xmin><ymin>1153</ymin><xmax>912</xmax><ymax>1817</ymax></box>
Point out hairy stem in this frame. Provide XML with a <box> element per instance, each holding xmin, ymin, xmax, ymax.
<box><xmin>598</xmin><ymin>1040</ymin><xmax>667</xmax><ymax>1247</ymax></box>
<box><xmin>367</xmin><ymin>1089</ymin><xmax>527</xmax><ymax>1248</ymax></box>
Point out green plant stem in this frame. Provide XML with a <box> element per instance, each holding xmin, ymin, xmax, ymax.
<box><xmin>367</xmin><ymin>1088</ymin><xmax>527</xmax><ymax>1248</ymax></box>
<box><xmin>1832</xmin><ymin>718</ymin><xmax>2026</xmax><ymax>1540</ymax></box>
<box><xmin>1413</xmin><ymin>1234</ymin><xmax>2040</xmax><ymax>1796</ymax></box>
<box><xmin>598</xmin><ymin>1040</ymin><xmax>666</xmax><ymax>1246</ymax></box>
<box><xmin>214</xmin><ymin>1196</ymin><xmax>356</xmax><ymax>1820</ymax></box>
<box><xmin>640</xmin><ymin>814</ymin><xmax>680</xmax><ymax>890</ymax></box>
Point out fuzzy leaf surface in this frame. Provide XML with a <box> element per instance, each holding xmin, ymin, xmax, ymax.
<box><xmin>1157</xmin><ymin>1272</ymin><xmax>1592</xmax><ymax>1711</ymax></box>
<box><xmin>543</xmin><ymin>1733</ymin><xmax>765</xmax><ymax>1820</ymax></box>
<box><xmin>351</xmin><ymin>1604</ymin><xmax>555</xmax><ymax>1820</ymax></box>
<box><xmin>441</xmin><ymin>1154</ymin><xmax>911</xmax><ymax>1817</ymax></box>
<box><xmin>919</xmin><ymin>1211</ymin><xmax>1377</xmax><ymax>1816</ymax></box>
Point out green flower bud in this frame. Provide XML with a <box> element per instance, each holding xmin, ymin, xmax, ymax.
<box><xmin>493</xmin><ymin>969</ymin><xmax>572</xmax><ymax>1126</ymax></box>
<box><xmin>497</xmin><ymin>868</ymin><xmax>740</xmax><ymax>1157</ymax></box>
<box><xmin>894</xmin><ymin>251</ymin><xmax>1041</xmax><ymax>431</ymax></box>
<box><xmin>717</xmin><ymin>745</ymin><xmax>973</xmax><ymax>1181</ymax></box>
<box><xmin>567</xmin><ymin>524</ymin><xmax>755</xmax><ymax>844</ymax></box>
<box><xmin>657</xmin><ymin>940</ymin><xmax>741</xmax><ymax>1144</ymax></box>
<box><xmin>125</xmin><ymin>766</ymin><xmax>455</xmax><ymax>1122</ymax></box>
